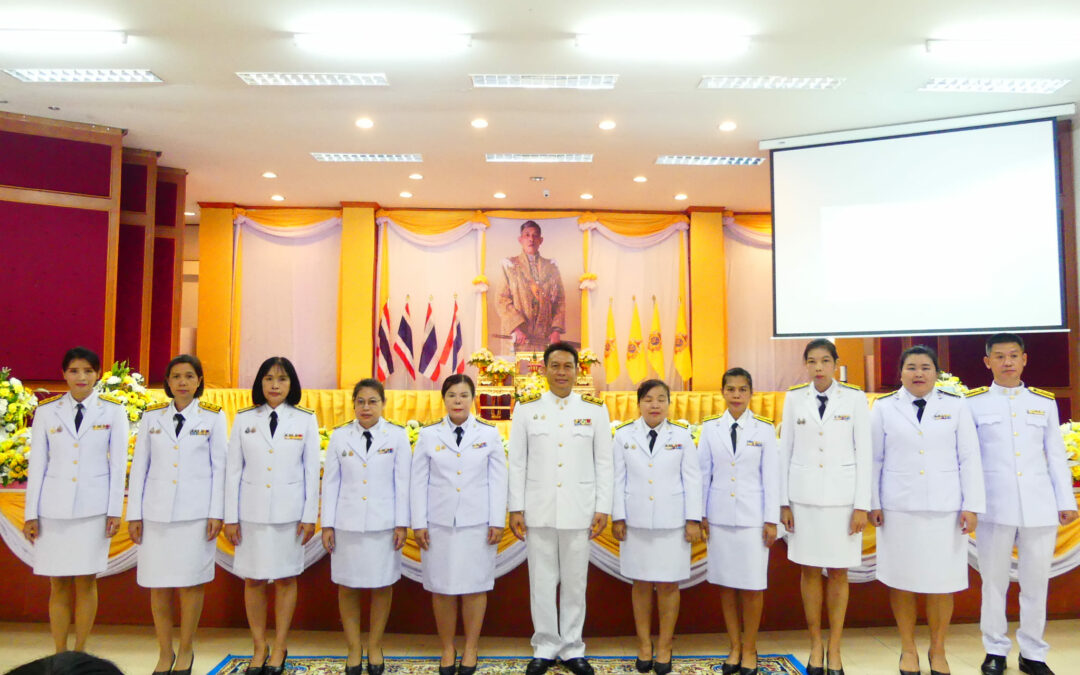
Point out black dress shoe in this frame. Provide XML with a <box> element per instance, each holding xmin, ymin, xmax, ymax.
<box><xmin>1019</xmin><ymin>655</ymin><xmax>1055</xmax><ymax>675</ymax></box>
<box><xmin>246</xmin><ymin>652</ymin><xmax>269</xmax><ymax>675</ymax></box>
<box><xmin>721</xmin><ymin>661</ymin><xmax>740</xmax><ymax>675</ymax></box>
<box><xmin>265</xmin><ymin>650</ymin><xmax>287</xmax><ymax>675</ymax></box>
<box><xmin>459</xmin><ymin>661</ymin><xmax>478</xmax><ymax>675</ymax></box>
<box><xmin>367</xmin><ymin>661</ymin><xmax>385</xmax><ymax>675</ymax></box>
<box><xmin>927</xmin><ymin>650</ymin><xmax>948</xmax><ymax>675</ymax></box>
<box><xmin>635</xmin><ymin>659</ymin><xmax>653</xmax><ymax>673</ymax></box>
<box><xmin>152</xmin><ymin>653</ymin><xmax>175</xmax><ymax>675</ymax></box>
<box><xmin>173</xmin><ymin>651</ymin><xmax>194</xmax><ymax>675</ymax></box>
<box><xmin>525</xmin><ymin>658</ymin><xmax>556</xmax><ymax>675</ymax></box>
<box><xmin>346</xmin><ymin>665</ymin><xmax>364</xmax><ymax>675</ymax></box>
<box><xmin>738</xmin><ymin>668</ymin><xmax>757</xmax><ymax>675</ymax></box>
<box><xmin>826</xmin><ymin>661</ymin><xmax>844</xmax><ymax>675</ymax></box>
<box><xmin>805</xmin><ymin>655</ymin><xmax>825</xmax><ymax>675</ymax></box>
<box><xmin>562</xmin><ymin>657</ymin><xmax>595</xmax><ymax>675</ymax></box>
<box><xmin>438</xmin><ymin>654</ymin><xmax>456</xmax><ymax>675</ymax></box>
<box><xmin>653</xmin><ymin>661</ymin><xmax>671</xmax><ymax>675</ymax></box>
<box><xmin>980</xmin><ymin>654</ymin><xmax>1006</xmax><ymax>675</ymax></box>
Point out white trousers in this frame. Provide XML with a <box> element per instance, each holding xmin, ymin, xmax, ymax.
<box><xmin>526</xmin><ymin>527</ymin><xmax>590</xmax><ymax>660</ymax></box>
<box><xmin>976</xmin><ymin>522</ymin><xmax>1057</xmax><ymax>661</ymax></box>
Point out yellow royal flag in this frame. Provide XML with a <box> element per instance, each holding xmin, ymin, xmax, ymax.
<box><xmin>674</xmin><ymin>295</ymin><xmax>692</xmax><ymax>380</ymax></box>
<box><xmin>647</xmin><ymin>297</ymin><xmax>665</xmax><ymax>377</ymax></box>
<box><xmin>626</xmin><ymin>298</ymin><xmax>647</xmax><ymax>383</ymax></box>
<box><xmin>604</xmin><ymin>299</ymin><xmax>620</xmax><ymax>383</ymax></box>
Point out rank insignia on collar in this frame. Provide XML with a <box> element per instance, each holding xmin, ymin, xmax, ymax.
<box><xmin>574</xmin><ymin>418</ymin><xmax>591</xmax><ymax>425</ymax></box>
<box><xmin>796</xmin><ymin>418</ymin><xmax>806</xmax><ymax>425</ymax></box>
<box><xmin>473</xmin><ymin>442</ymin><xmax>487</xmax><ymax>448</ymax></box>
<box><xmin>747</xmin><ymin>440</ymin><xmax>763</xmax><ymax>447</ymax></box>
<box><xmin>933</xmin><ymin>413</ymin><xmax>951</xmax><ymax>420</ymax></box>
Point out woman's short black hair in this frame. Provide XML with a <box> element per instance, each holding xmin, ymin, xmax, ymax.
<box><xmin>163</xmin><ymin>354</ymin><xmax>205</xmax><ymax>398</ymax></box>
<box><xmin>985</xmin><ymin>332</ymin><xmax>1025</xmax><ymax>355</ymax></box>
<box><xmin>803</xmin><ymin>338</ymin><xmax>838</xmax><ymax>361</ymax></box>
<box><xmin>5</xmin><ymin>651</ymin><xmax>124</xmax><ymax>675</ymax></box>
<box><xmin>352</xmin><ymin>378</ymin><xmax>385</xmax><ymax>402</ymax></box>
<box><xmin>899</xmin><ymin>344</ymin><xmax>940</xmax><ymax>374</ymax></box>
<box><xmin>636</xmin><ymin>379</ymin><xmax>670</xmax><ymax>403</ymax></box>
<box><xmin>543</xmin><ymin>341</ymin><xmax>578</xmax><ymax>366</ymax></box>
<box><xmin>251</xmin><ymin>356</ymin><xmax>302</xmax><ymax>406</ymax></box>
<box><xmin>722</xmin><ymin>367</ymin><xmax>754</xmax><ymax>390</ymax></box>
<box><xmin>441</xmin><ymin>373</ymin><xmax>476</xmax><ymax>397</ymax></box>
<box><xmin>62</xmin><ymin>347</ymin><xmax>101</xmax><ymax>372</ymax></box>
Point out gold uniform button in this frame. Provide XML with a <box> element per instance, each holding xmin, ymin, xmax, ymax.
<box><xmin>559</xmin><ymin>462</ymin><xmax>564</xmax><ymax>467</ymax></box>
<box><xmin>648</xmin><ymin>479</ymin><xmax>653</xmax><ymax>484</ymax></box>
<box><xmin>1010</xmin><ymin>395</ymin><xmax>1016</xmax><ymax>400</ymax></box>
<box><xmin>731</xmin><ymin>476</ymin><xmax>736</xmax><ymax>482</ymax></box>
<box><xmin>557</xmin><ymin>483</ymin><xmax>562</xmax><ymax>488</ymax></box>
<box><xmin>173</xmin><ymin>445</ymin><xmax>178</xmax><ymax>450</ymax></box>
<box><xmin>269</xmin><ymin>449</ymin><xmax>274</xmax><ymax>454</ymax></box>
<box><xmin>1014</xmin><ymin>432</ymin><xmax>1019</xmax><ymax>437</ymax></box>
<box><xmin>559</xmin><ymin>423</ymin><xmax>564</xmax><ymax>428</ymax></box>
<box><xmin>363</xmin><ymin>480</ymin><xmax>367</xmax><ymax>484</ymax></box>
<box><xmin>456</xmin><ymin>488</ymin><xmax>461</xmax><ymax>492</ymax></box>
<box><xmin>819</xmin><ymin>463</ymin><xmax>824</xmax><ymax>468</ymax></box>
<box><xmin>649</xmin><ymin>496</ymin><xmax>654</xmax><ymax>501</ymax></box>
<box><xmin>457</xmin><ymin>470</ymin><xmax>462</xmax><ymax>475</ymax></box>
<box><xmin>73</xmin><ymin>460</ymin><xmax>78</xmax><ymax>464</ymax></box>
<box><xmin>1012</xmin><ymin>413</ymin><xmax>1017</xmax><ymax>417</ymax></box>
<box><xmin>1015</xmin><ymin>452</ymin><xmax>1021</xmax><ymax>457</ymax></box>
<box><xmin>72</xmin><ymin>477</ymin><xmax>77</xmax><ymax>482</ymax></box>
<box><xmin>363</xmin><ymin>463</ymin><xmax>367</xmax><ymax>468</ymax></box>
<box><xmin>918</xmin><ymin>431</ymin><xmax>923</xmax><ymax>436</ymax></box>
<box><xmin>73</xmin><ymin>443</ymin><xmax>79</xmax><ymax>448</ymax></box>
<box><xmin>266</xmin><ymin>484</ymin><xmax>271</xmax><ymax>488</ymax></box>
<box><xmin>919</xmin><ymin>450</ymin><xmax>925</xmax><ymax>455</ymax></box>
<box><xmin>649</xmin><ymin>463</ymin><xmax>654</xmax><ymax>468</ymax></box>
<box><xmin>818</xmin><ymin>432</ymin><xmax>824</xmax><ymax>437</ymax></box>
<box><xmin>730</xmin><ymin>492</ymin><xmax>735</xmax><ymax>497</ymax></box>
<box><xmin>267</xmin><ymin>467</ymin><xmax>272</xmax><ymax>471</ymax></box>
<box><xmin>172</xmin><ymin>480</ymin><xmax>177</xmax><ymax>484</ymax></box>
<box><xmin>919</xmin><ymin>470</ymin><xmax>925</xmax><ymax>475</ymax></box>
<box><xmin>362</xmin><ymin>496</ymin><xmax>367</xmax><ymax>500</ymax></box>
<box><xmin>173</xmin><ymin>463</ymin><xmax>178</xmax><ymax>467</ymax></box>
<box><xmin>1018</xmin><ymin>472</ymin><xmax>1023</xmax><ymax>477</ymax></box>
<box><xmin>456</xmin><ymin>453</ymin><xmax>461</xmax><ymax>458</ymax></box>
<box><xmin>558</xmin><ymin>443</ymin><xmax>563</xmax><ymax>447</ymax></box>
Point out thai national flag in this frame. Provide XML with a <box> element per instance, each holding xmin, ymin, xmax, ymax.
<box><xmin>434</xmin><ymin>300</ymin><xmax>464</xmax><ymax>380</ymax></box>
<box><xmin>393</xmin><ymin>300</ymin><xmax>416</xmax><ymax>380</ymax></box>
<box><xmin>376</xmin><ymin>301</ymin><xmax>394</xmax><ymax>382</ymax></box>
<box><xmin>418</xmin><ymin>300</ymin><xmax>440</xmax><ymax>381</ymax></box>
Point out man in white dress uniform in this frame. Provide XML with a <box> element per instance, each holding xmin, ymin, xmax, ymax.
<box><xmin>967</xmin><ymin>334</ymin><xmax>1078</xmax><ymax>675</ymax></box>
<box><xmin>509</xmin><ymin>342</ymin><xmax>613</xmax><ymax>675</ymax></box>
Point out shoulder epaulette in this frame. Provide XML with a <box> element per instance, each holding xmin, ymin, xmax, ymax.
<box><xmin>839</xmin><ymin>382</ymin><xmax>863</xmax><ymax>391</ymax></box>
<box><xmin>38</xmin><ymin>394</ymin><xmax>63</xmax><ymax>406</ymax></box>
<box><xmin>753</xmin><ymin>414</ymin><xmax>774</xmax><ymax>425</ymax></box>
<box><xmin>964</xmin><ymin>386</ymin><xmax>989</xmax><ymax>398</ymax></box>
<box><xmin>99</xmin><ymin>393</ymin><xmax>123</xmax><ymax>405</ymax></box>
<box><xmin>333</xmin><ymin>419</ymin><xmax>352</xmax><ymax>430</ymax></box>
<box><xmin>237</xmin><ymin>405</ymin><xmax>257</xmax><ymax>414</ymax></box>
<box><xmin>198</xmin><ymin>400</ymin><xmax>222</xmax><ymax>413</ymax></box>
<box><xmin>423</xmin><ymin>419</ymin><xmax>443</xmax><ymax>428</ymax></box>
<box><xmin>788</xmin><ymin>382</ymin><xmax>809</xmax><ymax>391</ymax></box>
<box><xmin>938</xmin><ymin>389</ymin><xmax>960</xmax><ymax>398</ymax></box>
<box><xmin>518</xmin><ymin>393</ymin><xmax>541</xmax><ymax>404</ymax></box>
<box><xmin>669</xmin><ymin>419</ymin><xmax>689</xmax><ymax>429</ymax></box>
<box><xmin>581</xmin><ymin>394</ymin><xmax>604</xmax><ymax>406</ymax></box>
<box><xmin>702</xmin><ymin>413</ymin><xmax>723</xmax><ymax>423</ymax></box>
<box><xmin>876</xmin><ymin>390</ymin><xmax>898</xmax><ymax>400</ymax></box>
<box><xmin>145</xmin><ymin>401</ymin><xmax>168</xmax><ymax>412</ymax></box>
<box><xmin>295</xmin><ymin>405</ymin><xmax>315</xmax><ymax>414</ymax></box>
<box><xmin>615</xmin><ymin>420</ymin><xmax>634</xmax><ymax>430</ymax></box>
<box><xmin>475</xmin><ymin>417</ymin><xmax>496</xmax><ymax>427</ymax></box>
<box><xmin>1030</xmin><ymin>387</ymin><xmax>1055</xmax><ymax>400</ymax></box>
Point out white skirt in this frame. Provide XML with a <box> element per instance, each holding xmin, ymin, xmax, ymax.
<box><xmin>706</xmin><ymin>524</ymin><xmax>769</xmax><ymax>590</ymax></box>
<box><xmin>877</xmin><ymin>510</ymin><xmax>968</xmax><ymax>593</ymax></box>
<box><xmin>233</xmin><ymin>521</ymin><xmax>304</xmax><ymax>580</ymax></box>
<box><xmin>34</xmin><ymin>516</ymin><xmax>109</xmax><ymax>577</ymax></box>
<box><xmin>332</xmin><ymin>528</ymin><xmax>401</xmax><ymax>588</ymax></box>
<box><xmin>786</xmin><ymin>502</ymin><xmax>862</xmax><ymax>568</ymax></box>
<box><xmin>619</xmin><ymin>526</ymin><xmax>691</xmax><ymax>583</ymax></box>
<box><xmin>421</xmin><ymin>524</ymin><xmax>496</xmax><ymax>594</ymax></box>
<box><xmin>137</xmin><ymin>519</ymin><xmax>215</xmax><ymax>588</ymax></box>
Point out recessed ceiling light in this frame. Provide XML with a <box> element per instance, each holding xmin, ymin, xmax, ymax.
<box><xmin>409</xmin><ymin>173</ymin><xmax>423</xmax><ymax>180</ymax></box>
<box><xmin>262</xmin><ymin>171</ymin><xmax>277</xmax><ymax>179</ymax></box>
<box><xmin>580</xmin><ymin>193</ymin><xmax>594</xmax><ymax>200</ymax></box>
<box><xmin>311</xmin><ymin>153</ymin><xmax>423</xmax><ymax>162</ymax></box>
<box><xmin>598</xmin><ymin>120</ymin><xmax>616</xmax><ymax>130</ymax></box>
<box><xmin>471</xmin><ymin>74</ymin><xmax>618</xmax><ymax>90</ymax></box>
<box><xmin>699</xmin><ymin>76</ymin><xmax>844</xmax><ymax>90</ymax></box>
<box><xmin>0</xmin><ymin>30</ymin><xmax>126</xmax><ymax>51</ymax></box>
<box><xmin>493</xmin><ymin>192</ymin><xmax>507</xmax><ymax>199</ymax></box>
<box><xmin>530</xmin><ymin>176</ymin><xmax>545</xmax><ymax>181</ymax></box>
<box><xmin>674</xmin><ymin>193</ymin><xmax>688</xmax><ymax>201</ymax></box>
<box><xmin>4</xmin><ymin>68</ymin><xmax>162</xmax><ymax>83</ymax></box>
<box><xmin>719</xmin><ymin>121</ymin><xmax>737</xmax><ymax>132</ymax></box>
<box><xmin>919</xmin><ymin>77</ymin><xmax>1069</xmax><ymax>94</ymax></box>
<box><xmin>355</xmin><ymin>117</ymin><xmax>374</xmax><ymax>129</ymax></box>
<box><xmin>633</xmin><ymin>176</ymin><xmax>648</xmax><ymax>183</ymax></box>
<box><xmin>183</xmin><ymin>212</ymin><xmax>195</xmax><ymax>217</ymax></box>
<box><xmin>471</xmin><ymin>118</ymin><xmax>489</xmax><ymax>129</ymax></box>
<box><xmin>400</xmin><ymin>191</ymin><xmax>413</xmax><ymax>198</ymax></box>
<box><xmin>236</xmin><ymin>72</ymin><xmax>388</xmax><ymax>86</ymax></box>
<box><xmin>271</xmin><ymin>195</ymin><xmax>285</xmax><ymax>202</ymax></box>
<box><xmin>656</xmin><ymin>155</ymin><xmax>765</xmax><ymax>166</ymax></box>
<box><xmin>486</xmin><ymin>153</ymin><xmax>593</xmax><ymax>163</ymax></box>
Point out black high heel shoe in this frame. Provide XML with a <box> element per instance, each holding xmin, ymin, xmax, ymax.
<box><xmin>928</xmin><ymin>650</ymin><xmax>948</xmax><ymax>675</ymax></box>
<box><xmin>246</xmin><ymin>651</ymin><xmax>269</xmax><ymax>675</ymax></box>
<box><xmin>826</xmin><ymin>654</ymin><xmax>844</xmax><ymax>675</ymax></box>
<box><xmin>264</xmin><ymin>650</ymin><xmax>287</xmax><ymax>675</ymax></box>
<box><xmin>636</xmin><ymin>643</ymin><xmax>654</xmax><ymax>673</ymax></box>
<box><xmin>806</xmin><ymin>653</ymin><xmax>825</xmax><ymax>675</ymax></box>
<box><xmin>898</xmin><ymin>654</ymin><xmax>919</xmax><ymax>675</ymax></box>
<box><xmin>346</xmin><ymin>648</ymin><xmax>364</xmax><ymax>675</ymax></box>
<box><xmin>459</xmin><ymin>655</ymin><xmax>479</xmax><ymax>675</ymax></box>
<box><xmin>173</xmin><ymin>651</ymin><xmax>195</xmax><ymax>675</ymax></box>
<box><xmin>721</xmin><ymin>657</ymin><xmax>741</xmax><ymax>675</ymax></box>
<box><xmin>652</xmin><ymin>661</ymin><xmax>672</xmax><ymax>675</ymax></box>
<box><xmin>739</xmin><ymin>651</ymin><xmax>758</xmax><ymax>675</ymax></box>
<box><xmin>438</xmin><ymin>652</ymin><xmax>457</xmax><ymax>675</ymax></box>
<box><xmin>151</xmin><ymin>653</ymin><xmax>175</xmax><ymax>675</ymax></box>
<box><xmin>368</xmin><ymin>648</ymin><xmax>386</xmax><ymax>675</ymax></box>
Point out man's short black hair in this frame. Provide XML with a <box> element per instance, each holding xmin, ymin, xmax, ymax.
<box><xmin>985</xmin><ymin>332</ymin><xmax>1025</xmax><ymax>355</ymax></box>
<box><xmin>543</xmin><ymin>341</ymin><xmax>578</xmax><ymax>366</ymax></box>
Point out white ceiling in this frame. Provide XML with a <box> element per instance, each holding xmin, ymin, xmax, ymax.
<box><xmin>1</xmin><ymin>0</ymin><xmax>1079</xmax><ymax>218</ymax></box>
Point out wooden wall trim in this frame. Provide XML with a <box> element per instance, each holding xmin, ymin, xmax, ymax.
<box><xmin>0</xmin><ymin>186</ymin><xmax>113</xmax><ymax>211</ymax></box>
<box><xmin>1056</xmin><ymin>120</ymin><xmax>1078</xmax><ymax>419</ymax></box>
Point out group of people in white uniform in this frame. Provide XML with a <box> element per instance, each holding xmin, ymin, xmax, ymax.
<box><xmin>19</xmin><ymin>335</ymin><xmax>1078</xmax><ymax>675</ymax></box>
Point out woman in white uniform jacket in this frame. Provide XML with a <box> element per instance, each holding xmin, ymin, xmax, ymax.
<box><xmin>127</xmin><ymin>355</ymin><xmax>226</xmax><ymax>675</ymax></box>
<box><xmin>869</xmin><ymin>345</ymin><xmax>984</xmax><ymax>675</ymax></box>
<box><xmin>612</xmin><ymin>379</ymin><xmax>701</xmax><ymax>675</ymax></box>
<box><xmin>224</xmin><ymin>357</ymin><xmax>320</xmax><ymax>675</ymax></box>
<box><xmin>23</xmin><ymin>347</ymin><xmax>129</xmax><ymax>655</ymax></box>
<box><xmin>701</xmin><ymin>368</ymin><xmax>779</xmax><ymax>675</ymax></box>
<box><xmin>412</xmin><ymin>374</ymin><xmax>508</xmax><ymax>675</ymax></box>
<box><xmin>322</xmin><ymin>378</ymin><xmax>411</xmax><ymax>675</ymax></box>
<box><xmin>778</xmin><ymin>338</ymin><xmax>870</xmax><ymax>675</ymax></box>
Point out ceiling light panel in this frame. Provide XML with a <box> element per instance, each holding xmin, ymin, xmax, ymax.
<box><xmin>485</xmin><ymin>153</ymin><xmax>594</xmax><ymax>163</ymax></box>
<box><xmin>699</xmin><ymin>76</ymin><xmax>844</xmax><ymax>90</ymax></box>
<box><xmin>656</xmin><ymin>155</ymin><xmax>765</xmax><ymax>166</ymax></box>
<box><xmin>311</xmin><ymin>153</ymin><xmax>423</xmax><ymax>162</ymax></box>
<box><xmin>236</xmin><ymin>72</ymin><xmax>388</xmax><ymax>86</ymax></box>
<box><xmin>471</xmin><ymin>74</ymin><xmax>617</xmax><ymax>90</ymax></box>
<box><xmin>4</xmin><ymin>68</ymin><xmax>161</xmax><ymax>83</ymax></box>
<box><xmin>919</xmin><ymin>77</ymin><xmax>1069</xmax><ymax>94</ymax></box>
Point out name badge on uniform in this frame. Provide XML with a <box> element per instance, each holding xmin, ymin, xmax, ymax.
<box><xmin>1027</xmin><ymin>409</ymin><xmax>1045</xmax><ymax>416</ymax></box>
<box><xmin>796</xmin><ymin>418</ymin><xmax>806</xmax><ymax>425</ymax></box>
<box><xmin>92</xmin><ymin>424</ymin><xmax>111</xmax><ymax>430</ymax></box>
<box><xmin>283</xmin><ymin>433</ymin><xmax>303</xmax><ymax>440</ymax></box>
<box><xmin>49</xmin><ymin>426</ymin><xmax>62</xmax><ymax>434</ymax></box>
<box><xmin>746</xmin><ymin>440</ymin><xmax>763</xmax><ymax>447</ymax></box>
<box><xmin>244</xmin><ymin>427</ymin><xmax>256</xmax><ymax>434</ymax></box>
<box><xmin>665</xmin><ymin>443</ymin><xmax>683</xmax><ymax>450</ymax></box>
<box><xmin>574</xmin><ymin>418</ymin><xmax>591</xmax><ymax>426</ymax></box>
<box><xmin>833</xmin><ymin>415</ymin><xmax>850</xmax><ymax>421</ymax></box>
<box><xmin>472</xmin><ymin>441</ymin><xmax>487</xmax><ymax>449</ymax></box>
<box><xmin>377</xmin><ymin>447</ymin><xmax>393</xmax><ymax>454</ymax></box>
<box><xmin>189</xmin><ymin>429</ymin><xmax>210</xmax><ymax>436</ymax></box>
<box><xmin>933</xmin><ymin>413</ymin><xmax>951</xmax><ymax>420</ymax></box>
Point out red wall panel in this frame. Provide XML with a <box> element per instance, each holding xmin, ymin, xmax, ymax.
<box><xmin>113</xmin><ymin>224</ymin><xmax>146</xmax><ymax>367</ymax></box>
<box><xmin>0</xmin><ymin>130</ymin><xmax>112</xmax><ymax>197</ymax></box>
<box><xmin>149</xmin><ymin>237</ymin><xmax>176</xmax><ymax>380</ymax></box>
<box><xmin>120</xmin><ymin>163</ymin><xmax>149</xmax><ymax>213</ymax></box>
<box><xmin>154</xmin><ymin>180</ymin><xmax>178</xmax><ymax>228</ymax></box>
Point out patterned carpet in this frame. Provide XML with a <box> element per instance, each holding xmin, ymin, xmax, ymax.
<box><xmin>207</xmin><ymin>655</ymin><xmax>806</xmax><ymax>675</ymax></box>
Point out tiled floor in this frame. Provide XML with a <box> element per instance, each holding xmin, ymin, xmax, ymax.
<box><xmin>1</xmin><ymin>620</ymin><xmax>1077</xmax><ymax>674</ymax></box>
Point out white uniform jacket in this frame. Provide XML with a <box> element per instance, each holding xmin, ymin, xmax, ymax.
<box><xmin>612</xmin><ymin>418</ymin><xmax>701</xmax><ymax>529</ymax></box>
<box><xmin>779</xmin><ymin>380</ymin><xmax>872</xmax><ymax>510</ymax></box>
<box><xmin>127</xmin><ymin>399</ymin><xmax>227</xmax><ymax>522</ymax></box>
<box><xmin>966</xmin><ymin>383</ymin><xmax>1075</xmax><ymax>527</ymax></box>
<box><xmin>870</xmin><ymin>387</ymin><xmax>985</xmax><ymax>514</ymax></box>
<box><xmin>25</xmin><ymin>391</ymin><xmax>130</xmax><ymax>521</ymax></box>
<box><xmin>701</xmin><ymin>409</ymin><xmax>781</xmax><ymax>527</ymax></box>
<box><xmin>508</xmin><ymin>391</ymin><xmax>613</xmax><ymax>530</ymax></box>
<box><xmin>411</xmin><ymin>415</ymin><xmax>508</xmax><ymax>530</ymax></box>
<box><xmin>225</xmin><ymin>403</ymin><xmax>320</xmax><ymax>525</ymax></box>
<box><xmin>321</xmin><ymin>417</ymin><xmax>411</xmax><ymax>531</ymax></box>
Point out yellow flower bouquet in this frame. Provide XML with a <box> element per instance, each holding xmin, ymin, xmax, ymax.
<box><xmin>1060</xmin><ymin>421</ymin><xmax>1080</xmax><ymax>489</ymax></box>
<box><xmin>0</xmin><ymin>427</ymin><xmax>31</xmax><ymax>486</ymax></box>
<box><xmin>0</xmin><ymin>367</ymin><xmax>38</xmax><ymax>437</ymax></box>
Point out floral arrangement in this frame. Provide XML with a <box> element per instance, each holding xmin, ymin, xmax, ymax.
<box><xmin>0</xmin><ymin>367</ymin><xmax>38</xmax><ymax>437</ymax></box>
<box><xmin>467</xmin><ymin>349</ymin><xmax>495</xmax><ymax>368</ymax></box>
<box><xmin>1060</xmin><ymin>422</ymin><xmax>1080</xmax><ymax>489</ymax></box>
<box><xmin>0</xmin><ymin>427</ymin><xmax>30</xmax><ymax>486</ymax></box>
<box><xmin>487</xmin><ymin>359</ymin><xmax>515</xmax><ymax>376</ymax></box>
<box><xmin>405</xmin><ymin>419</ymin><xmax>421</xmax><ymax>448</ymax></box>
<box><xmin>936</xmin><ymin>372</ymin><xmax>969</xmax><ymax>396</ymax></box>
<box><xmin>515</xmin><ymin>371</ymin><xmax>549</xmax><ymax>402</ymax></box>
<box><xmin>95</xmin><ymin>361</ymin><xmax>156</xmax><ymax>426</ymax></box>
<box><xmin>578</xmin><ymin>348</ymin><xmax>601</xmax><ymax>368</ymax></box>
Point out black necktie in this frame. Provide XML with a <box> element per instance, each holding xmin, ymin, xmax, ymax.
<box><xmin>74</xmin><ymin>403</ymin><xmax>84</xmax><ymax>432</ymax></box>
<box><xmin>648</xmin><ymin>429</ymin><xmax>657</xmax><ymax>452</ymax></box>
<box><xmin>913</xmin><ymin>399</ymin><xmax>926</xmax><ymax>422</ymax></box>
<box><xmin>363</xmin><ymin>430</ymin><xmax>372</xmax><ymax>451</ymax></box>
<box><xmin>269</xmin><ymin>410</ymin><xmax>278</xmax><ymax>437</ymax></box>
<box><xmin>817</xmin><ymin>395</ymin><xmax>828</xmax><ymax>418</ymax></box>
<box><xmin>454</xmin><ymin>426</ymin><xmax>464</xmax><ymax>446</ymax></box>
<box><xmin>730</xmin><ymin>422</ymin><xmax>738</xmax><ymax>454</ymax></box>
<box><xmin>174</xmin><ymin>413</ymin><xmax>185</xmax><ymax>436</ymax></box>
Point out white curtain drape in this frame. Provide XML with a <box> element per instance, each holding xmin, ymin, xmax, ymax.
<box><xmin>235</xmin><ymin>216</ymin><xmax>342</xmax><ymax>389</ymax></box>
